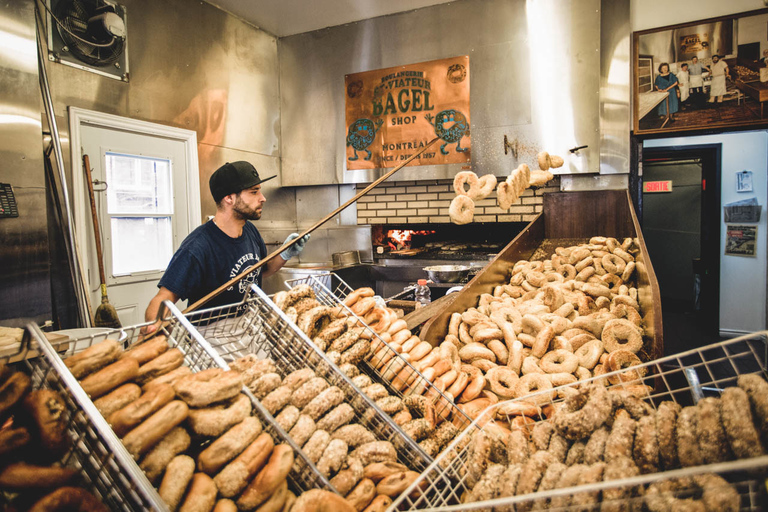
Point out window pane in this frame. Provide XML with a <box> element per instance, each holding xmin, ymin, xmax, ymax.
<box><xmin>111</xmin><ymin>217</ymin><xmax>173</xmax><ymax>276</ymax></box>
<box><xmin>105</xmin><ymin>153</ymin><xmax>173</xmax><ymax>215</ymax></box>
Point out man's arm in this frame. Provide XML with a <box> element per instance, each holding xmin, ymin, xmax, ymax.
<box><xmin>262</xmin><ymin>256</ymin><xmax>287</xmax><ymax>279</ymax></box>
<box><xmin>141</xmin><ymin>287</ymin><xmax>179</xmax><ymax>335</ymax></box>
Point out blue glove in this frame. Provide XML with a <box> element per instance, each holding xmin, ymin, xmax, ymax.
<box><xmin>281</xmin><ymin>233</ymin><xmax>310</xmax><ymax>260</ymax></box>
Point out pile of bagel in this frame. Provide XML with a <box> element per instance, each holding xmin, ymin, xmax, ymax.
<box><xmin>229</xmin><ymin>353</ymin><xmax>433</xmax><ymax>511</ymax></box>
<box><xmin>0</xmin><ymin>362</ymin><xmax>108</xmax><ymax>511</ymax></box>
<box><xmin>448</xmin><ymin>151</ymin><xmax>562</xmax><ymax>225</ymax></box>
<box><xmin>436</xmin><ymin>236</ymin><xmax>649</xmax><ymax>425</ymax></box>
<box><xmin>459</xmin><ymin>372</ymin><xmax>768</xmax><ymax>511</ymax></box>
<box><xmin>59</xmin><ymin>335</ymin><xmax>311</xmax><ymax>512</ymax></box>
<box><xmin>272</xmin><ymin>286</ymin><xmax>468</xmax><ymax>456</ymax></box>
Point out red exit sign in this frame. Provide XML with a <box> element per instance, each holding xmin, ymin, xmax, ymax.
<box><xmin>643</xmin><ymin>180</ymin><xmax>673</xmax><ymax>193</ymax></box>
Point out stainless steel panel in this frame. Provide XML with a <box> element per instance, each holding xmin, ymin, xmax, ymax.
<box><xmin>45</xmin><ymin>0</ymin><xmax>280</xmax><ymax>159</ymax></box>
<box><xmin>0</xmin><ymin>0</ymin><xmax>51</xmax><ymax>326</ymax></box>
<box><xmin>196</xmin><ymin>145</ymin><xmax>291</xmax><ymax>227</ymax></box>
<box><xmin>638</xmin><ymin>21</ymin><xmax>732</xmax><ymax>65</ymax></box>
<box><xmin>600</xmin><ymin>0</ymin><xmax>630</xmax><ymax>175</ymax></box>
<box><xmin>279</xmin><ymin>0</ymin><xmax>602</xmax><ymax>186</ymax></box>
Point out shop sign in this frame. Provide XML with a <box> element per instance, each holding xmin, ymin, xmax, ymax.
<box><xmin>344</xmin><ymin>56</ymin><xmax>470</xmax><ymax>170</ymax></box>
<box><xmin>643</xmin><ymin>180</ymin><xmax>673</xmax><ymax>193</ymax></box>
<box><xmin>679</xmin><ymin>33</ymin><xmax>709</xmax><ymax>54</ymax></box>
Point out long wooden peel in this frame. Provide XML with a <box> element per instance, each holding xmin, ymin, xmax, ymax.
<box><xmin>183</xmin><ymin>137</ymin><xmax>440</xmax><ymax>313</ymax></box>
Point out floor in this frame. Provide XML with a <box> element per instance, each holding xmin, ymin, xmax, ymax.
<box><xmin>638</xmin><ymin>92</ymin><xmax>763</xmax><ymax>131</ymax></box>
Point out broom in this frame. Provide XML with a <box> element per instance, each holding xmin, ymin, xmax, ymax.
<box><xmin>83</xmin><ymin>154</ymin><xmax>121</xmax><ymax>328</ymax></box>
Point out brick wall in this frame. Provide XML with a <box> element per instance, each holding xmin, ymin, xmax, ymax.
<box><xmin>356</xmin><ymin>177</ymin><xmax>560</xmax><ymax>225</ymax></box>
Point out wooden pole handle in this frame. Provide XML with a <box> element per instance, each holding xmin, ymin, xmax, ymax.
<box><xmin>183</xmin><ymin>137</ymin><xmax>440</xmax><ymax>313</ymax></box>
<box><xmin>83</xmin><ymin>154</ymin><xmax>107</xmax><ymax>288</ymax></box>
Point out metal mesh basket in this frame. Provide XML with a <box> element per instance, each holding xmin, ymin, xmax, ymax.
<box><xmin>159</xmin><ymin>300</ymin><xmax>336</xmax><ymax>494</ymax></box>
<box><xmin>284</xmin><ymin>272</ymin><xmax>473</xmax><ymax>431</ymax></box>
<box><xmin>19</xmin><ymin>299</ymin><xmax>338</xmax><ymax>510</ymax></box>
<box><xmin>391</xmin><ymin>330</ymin><xmax>768</xmax><ymax>511</ymax></box>
<box><xmin>19</xmin><ymin>324</ymin><xmax>166</xmax><ymax>511</ymax></box>
<box><xmin>184</xmin><ymin>284</ymin><xmax>435</xmax><ymax>482</ymax></box>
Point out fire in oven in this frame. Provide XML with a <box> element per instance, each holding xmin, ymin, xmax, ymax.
<box><xmin>372</xmin><ymin>223</ymin><xmax>525</xmax><ymax>261</ymax></box>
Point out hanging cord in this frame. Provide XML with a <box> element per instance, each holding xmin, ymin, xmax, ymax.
<box><xmin>36</xmin><ymin>0</ymin><xmax>118</xmax><ymax>49</ymax></box>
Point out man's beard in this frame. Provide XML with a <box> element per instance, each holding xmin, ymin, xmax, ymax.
<box><xmin>233</xmin><ymin>195</ymin><xmax>262</xmax><ymax>220</ymax></box>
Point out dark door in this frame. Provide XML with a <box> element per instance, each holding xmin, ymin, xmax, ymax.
<box><xmin>641</xmin><ymin>145</ymin><xmax>721</xmax><ymax>350</ymax></box>
<box><xmin>643</xmin><ymin>160</ymin><xmax>702</xmax><ymax>310</ymax></box>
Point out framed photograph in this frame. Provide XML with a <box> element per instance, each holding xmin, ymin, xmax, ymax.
<box><xmin>633</xmin><ymin>9</ymin><xmax>768</xmax><ymax>135</ymax></box>
<box><xmin>725</xmin><ymin>224</ymin><xmax>757</xmax><ymax>256</ymax></box>
<box><xmin>736</xmin><ymin>170</ymin><xmax>754</xmax><ymax>192</ymax></box>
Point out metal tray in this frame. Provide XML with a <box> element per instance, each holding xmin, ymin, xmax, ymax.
<box><xmin>21</xmin><ymin>298</ymin><xmax>336</xmax><ymax>509</ymax></box>
<box><xmin>19</xmin><ymin>324</ymin><xmax>166</xmax><ymax>511</ymax></box>
<box><xmin>182</xmin><ymin>284</ymin><xmax>435</xmax><ymax>483</ymax></box>
<box><xmin>390</xmin><ymin>330</ymin><xmax>768</xmax><ymax>511</ymax></box>
<box><xmin>283</xmin><ymin>272</ymin><xmax>473</xmax><ymax>432</ymax></box>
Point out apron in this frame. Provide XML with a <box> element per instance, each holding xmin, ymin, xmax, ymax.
<box><xmin>690</xmin><ymin>74</ymin><xmax>703</xmax><ymax>88</ymax></box>
<box><xmin>710</xmin><ymin>75</ymin><xmax>726</xmax><ymax>97</ymax></box>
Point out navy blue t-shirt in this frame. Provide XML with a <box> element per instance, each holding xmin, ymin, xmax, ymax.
<box><xmin>159</xmin><ymin>220</ymin><xmax>267</xmax><ymax>309</ymax></box>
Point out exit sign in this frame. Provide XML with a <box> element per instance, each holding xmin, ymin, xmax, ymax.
<box><xmin>644</xmin><ymin>180</ymin><xmax>673</xmax><ymax>193</ymax></box>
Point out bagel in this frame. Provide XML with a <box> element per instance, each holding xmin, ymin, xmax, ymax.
<box><xmin>173</xmin><ymin>368</ymin><xmax>243</xmax><ymax>408</ymax></box>
<box><xmin>473</xmin><ymin>174</ymin><xmax>497</xmax><ymax>200</ymax></box>
<box><xmin>601</xmin><ymin>319</ymin><xmax>643</xmax><ymax>354</ymax></box>
<box><xmin>514</xmin><ymin>374</ymin><xmax>554</xmax><ymax>405</ymax></box>
<box><xmin>496</xmin><ymin>181</ymin><xmax>518</xmax><ymax>210</ymax></box>
<box><xmin>486</xmin><ymin>367</ymin><xmax>519</xmax><ymax>399</ymax></box>
<box><xmin>453</xmin><ymin>171</ymin><xmax>480</xmax><ymax>198</ymax></box>
<box><xmin>449</xmin><ymin>195</ymin><xmax>475</xmax><ymax>225</ymax></box>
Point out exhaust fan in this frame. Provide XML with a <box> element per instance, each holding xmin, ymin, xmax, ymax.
<box><xmin>46</xmin><ymin>0</ymin><xmax>129</xmax><ymax>81</ymax></box>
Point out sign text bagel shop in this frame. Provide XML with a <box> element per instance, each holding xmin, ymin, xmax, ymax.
<box><xmin>344</xmin><ymin>56</ymin><xmax>471</xmax><ymax>170</ymax></box>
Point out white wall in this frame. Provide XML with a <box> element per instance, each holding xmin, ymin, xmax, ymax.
<box><xmin>630</xmin><ymin>0</ymin><xmax>765</xmax><ymax>32</ymax></box>
<box><xmin>644</xmin><ymin>131</ymin><xmax>768</xmax><ymax>334</ymax></box>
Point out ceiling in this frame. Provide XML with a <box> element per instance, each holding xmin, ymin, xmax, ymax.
<box><xmin>206</xmin><ymin>0</ymin><xmax>457</xmax><ymax>37</ymax></box>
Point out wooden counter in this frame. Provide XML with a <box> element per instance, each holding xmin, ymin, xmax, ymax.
<box><xmin>419</xmin><ymin>190</ymin><xmax>663</xmax><ymax>361</ymax></box>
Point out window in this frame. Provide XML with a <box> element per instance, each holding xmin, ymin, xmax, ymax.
<box><xmin>105</xmin><ymin>153</ymin><xmax>174</xmax><ymax>275</ymax></box>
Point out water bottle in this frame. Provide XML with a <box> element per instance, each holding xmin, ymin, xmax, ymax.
<box><xmin>415</xmin><ymin>279</ymin><xmax>431</xmax><ymax>308</ymax></box>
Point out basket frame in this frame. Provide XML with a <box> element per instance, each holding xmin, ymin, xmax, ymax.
<box><xmin>171</xmin><ymin>284</ymin><xmax>436</xmax><ymax>484</ymax></box>
<box><xmin>283</xmin><ymin>272</ymin><xmax>474</xmax><ymax>430</ymax></box>
<box><xmin>390</xmin><ymin>330</ymin><xmax>768</xmax><ymax>511</ymax></box>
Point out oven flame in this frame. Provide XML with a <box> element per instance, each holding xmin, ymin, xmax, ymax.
<box><xmin>386</xmin><ymin>229</ymin><xmax>436</xmax><ymax>250</ymax></box>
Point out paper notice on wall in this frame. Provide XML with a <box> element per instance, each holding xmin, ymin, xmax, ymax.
<box><xmin>725</xmin><ymin>224</ymin><xmax>757</xmax><ymax>257</ymax></box>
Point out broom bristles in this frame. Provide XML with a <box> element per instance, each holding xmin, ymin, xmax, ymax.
<box><xmin>94</xmin><ymin>297</ymin><xmax>121</xmax><ymax>328</ymax></box>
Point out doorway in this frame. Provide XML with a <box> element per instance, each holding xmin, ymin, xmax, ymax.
<box><xmin>641</xmin><ymin>145</ymin><xmax>721</xmax><ymax>352</ymax></box>
<box><xmin>69</xmin><ymin>108</ymin><xmax>200</xmax><ymax>327</ymax></box>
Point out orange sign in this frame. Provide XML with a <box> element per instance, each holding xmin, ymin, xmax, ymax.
<box><xmin>643</xmin><ymin>180</ymin><xmax>673</xmax><ymax>193</ymax></box>
<box><xmin>344</xmin><ymin>56</ymin><xmax>470</xmax><ymax>170</ymax></box>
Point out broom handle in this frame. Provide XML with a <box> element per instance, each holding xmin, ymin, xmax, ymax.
<box><xmin>83</xmin><ymin>155</ymin><xmax>108</xmax><ymax>294</ymax></box>
<box><xmin>183</xmin><ymin>137</ymin><xmax>440</xmax><ymax>314</ymax></box>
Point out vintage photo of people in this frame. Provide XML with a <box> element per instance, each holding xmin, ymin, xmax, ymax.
<box><xmin>634</xmin><ymin>9</ymin><xmax>768</xmax><ymax>134</ymax></box>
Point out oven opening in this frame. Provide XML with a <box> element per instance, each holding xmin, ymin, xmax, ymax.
<box><xmin>386</xmin><ymin>229</ymin><xmax>436</xmax><ymax>250</ymax></box>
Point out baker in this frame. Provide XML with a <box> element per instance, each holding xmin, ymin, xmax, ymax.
<box><xmin>142</xmin><ymin>161</ymin><xmax>309</xmax><ymax>334</ymax></box>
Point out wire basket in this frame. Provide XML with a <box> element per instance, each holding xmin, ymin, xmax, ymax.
<box><xmin>20</xmin><ymin>299</ymin><xmax>339</xmax><ymax>510</ymax></box>
<box><xmin>391</xmin><ymin>330</ymin><xmax>768</xmax><ymax>511</ymax></box>
<box><xmin>283</xmin><ymin>272</ymin><xmax>473</xmax><ymax>431</ymax></box>
<box><xmin>159</xmin><ymin>300</ymin><xmax>336</xmax><ymax>494</ymax></box>
<box><xmin>19</xmin><ymin>324</ymin><xmax>166</xmax><ymax>511</ymax></box>
<box><xmin>183</xmin><ymin>284</ymin><xmax>435</xmax><ymax>481</ymax></box>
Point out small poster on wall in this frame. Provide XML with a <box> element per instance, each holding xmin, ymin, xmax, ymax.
<box><xmin>725</xmin><ymin>224</ymin><xmax>758</xmax><ymax>257</ymax></box>
<box><xmin>344</xmin><ymin>56</ymin><xmax>470</xmax><ymax>170</ymax></box>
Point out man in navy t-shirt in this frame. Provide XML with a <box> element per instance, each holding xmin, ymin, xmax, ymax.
<box><xmin>142</xmin><ymin>161</ymin><xmax>309</xmax><ymax>334</ymax></box>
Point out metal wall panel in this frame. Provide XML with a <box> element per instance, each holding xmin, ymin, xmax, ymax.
<box><xmin>279</xmin><ymin>0</ymin><xmax>603</xmax><ymax>186</ymax></box>
<box><xmin>44</xmin><ymin>0</ymin><xmax>280</xmax><ymax>162</ymax></box>
<box><xmin>600</xmin><ymin>0</ymin><xmax>630</xmax><ymax>175</ymax></box>
<box><xmin>0</xmin><ymin>0</ymin><xmax>51</xmax><ymax>326</ymax></box>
